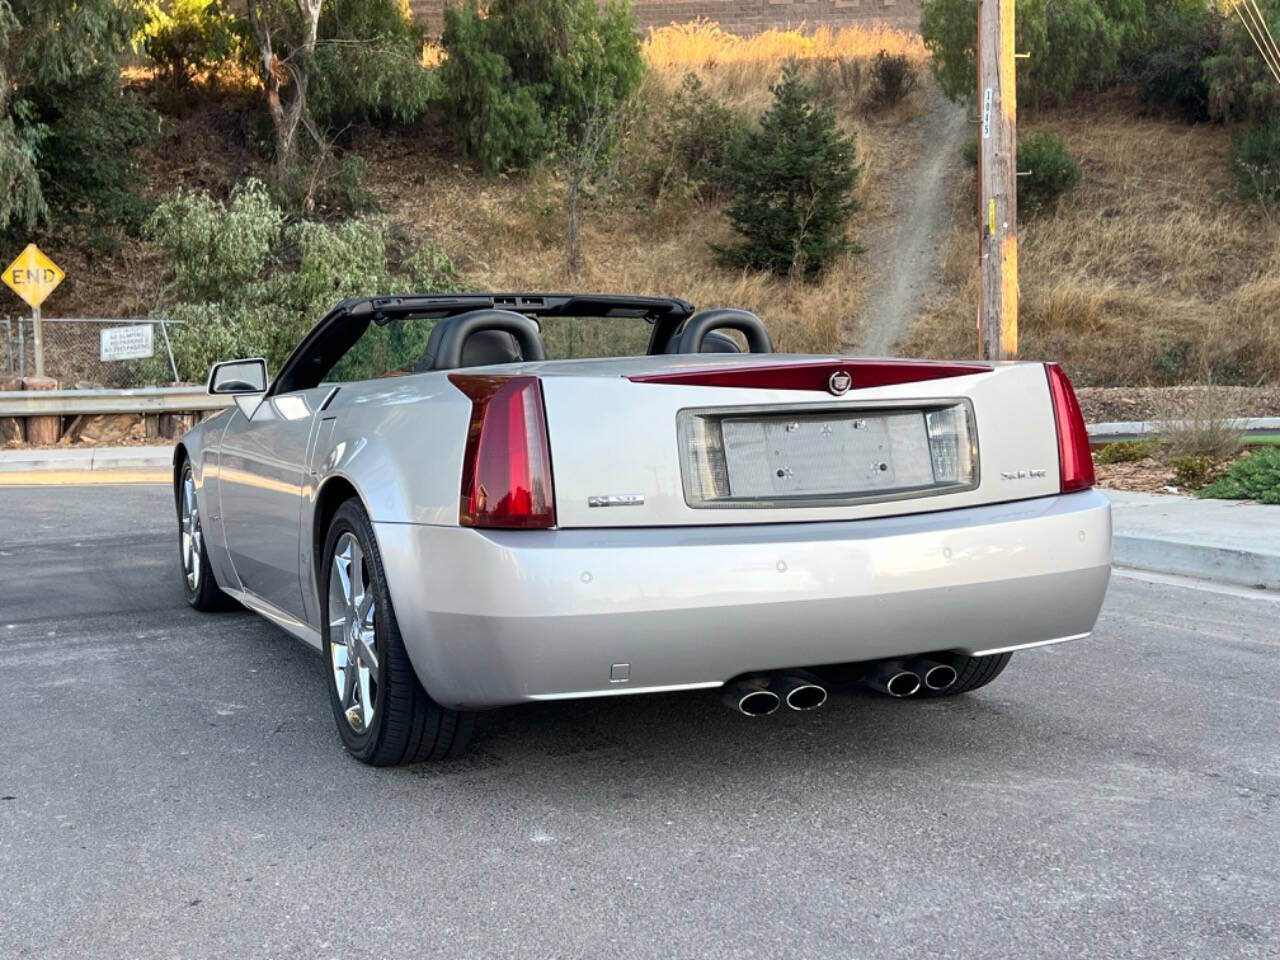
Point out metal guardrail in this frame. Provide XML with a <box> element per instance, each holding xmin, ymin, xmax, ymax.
<box><xmin>0</xmin><ymin>386</ymin><xmax>232</xmax><ymax>417</ymax></box>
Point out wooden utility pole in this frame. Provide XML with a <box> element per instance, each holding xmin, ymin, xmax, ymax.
<box><xmin>976</xmin><ymin>0</ymin><xmax>1017</xmax><ymax>360</ymax></box>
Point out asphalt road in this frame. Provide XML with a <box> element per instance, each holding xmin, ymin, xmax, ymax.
<box><xmin>1</xmin><ymin>484</ymin><xmax>1277</xmax><ymax>959</ymax></box>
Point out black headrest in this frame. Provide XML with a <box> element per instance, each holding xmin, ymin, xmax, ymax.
<box><xmin>415</xmin><ymin>309</ymin><xmax>545</xmax><ymax>372</ymax></box>
<box><xmin>664</xmin><ymin>329</ymin><xmax>742</xmax><ymax>354</ymax></box>
<box><xmin>459</xmin><ymin>330</ymin><xmax>522</xmax><ymax>367</ymax></box>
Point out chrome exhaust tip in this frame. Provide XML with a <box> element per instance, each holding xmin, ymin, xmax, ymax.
<box><xmin>904</xmin><ymin>657</ymin><xmax>958</xmax><ymax>692</ymax></box>
<box><xmin>722</xmin><ymin>678</ymin><xmax>781</xmax><ymax>717</ymax></box>
<box><xmin>770</xmin><ymin>672</ymin><xmax>828</xmax><ymax>711</ymax></box>
<box><xmin>865</xmin><ymin>661</ymin><xmax>922</xmax><ymax>698</ymax></box>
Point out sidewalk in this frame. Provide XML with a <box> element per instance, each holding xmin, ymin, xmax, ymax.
<box><xmin>0</xmin><ymin>444</ymin><xmax>173</xmax><ymax>484</ymax></box>
<box><xmin>1106</xmin><ymin>490</ymin><xmax>1280</xmax><ymax>591</ymax></box>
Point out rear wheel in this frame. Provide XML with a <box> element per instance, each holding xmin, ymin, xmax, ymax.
<box><xmin>917</xmin><ymin>652</ymin><xmax>1012</xmax><ymax>698</ymax></box>
<box><xmin>177</xmin><ymin>460</ymin><xmax>232</xmax><ymax>611</ymax></box>
<box><xmin>322</xmin><ymin>499</ymin><xmax>474</xmax><ymax>765</ymax></box>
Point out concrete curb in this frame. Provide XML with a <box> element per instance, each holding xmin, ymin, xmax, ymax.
<box><xmin>1089</xmin><ymin>416</ymin><xmax>1280</xmax><ymax>443</ymax></box>
<box><xmin>0</xmin><ymin>444</ymin><xmax>174</xmax><ymax>473</ymax></box>
<box><xmin>1105</xmin><ymin>490</ymin><xmax>1279</xmax><ymax>592</ymax></box>
<box><xmin>1113</xmin><ymin>534</ymin><xmax>1280</xmax><ymax>591</ymax></box>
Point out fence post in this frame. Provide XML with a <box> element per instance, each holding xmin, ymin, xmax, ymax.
<box><xmin>3</xmin><ymin>316</ymin><xmax>10</xmax><ymax>376</ymax></box>
<box><xmin>32</xmin><ymin>306</ymin><xmax>44</xmax><ymax>377</ymax></box>
<box><xmin>158</xmin><ymin>318</ymin><xmax>179</xmax><ymax>383</ymax></box>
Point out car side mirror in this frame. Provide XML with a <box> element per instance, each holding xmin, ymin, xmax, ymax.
<box><xmin>208</xmin><ymin>358</ymin><xmax>268</xmax><ymax>419</ymax></box>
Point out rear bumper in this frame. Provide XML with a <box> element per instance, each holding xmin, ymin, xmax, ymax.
<box><xmin>376</xmin><ymin>489</ymin><xmax>1112</xmax><ymax>709</ymax></box>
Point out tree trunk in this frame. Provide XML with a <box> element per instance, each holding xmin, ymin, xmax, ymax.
<box><xmin>566</xmin><ymin>179</ymin><xmax>582</xmax><ymax>276</ymax></box>
<box><xmin>246</xmin><ymin>0</ymin><xmax>322</xmax><ymax>176</ymax></box>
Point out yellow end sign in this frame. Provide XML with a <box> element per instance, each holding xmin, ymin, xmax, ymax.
<box><xmin>3</xmin><ymin>243</ymin><xmax>65</xmax><ymax>309</ymax></box>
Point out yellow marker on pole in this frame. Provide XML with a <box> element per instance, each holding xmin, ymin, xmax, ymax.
<box><xmin>3</xmin><ymin>243</ymin><xmax>65</xmax><ymax>378</ymax></box>
<box><xmin>3</xmin><ymin>243</ymin><xmax>64</xmax><ymax>309</ymax></box>
<box><xmin>988</xmin><ymin>198</ymin><xmax>996</xmax><ymax>236</ymax></box>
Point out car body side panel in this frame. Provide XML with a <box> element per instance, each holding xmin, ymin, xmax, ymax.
<box><xmin>218</xmin><ymin>389</ymin><xmax>333</xmax><ymax>618</ymax></box>
<box><xmin>376</xmin><ymin>489</ymin><xmax>1112</xmax><ymax>709</ymax></box>
<box><xmin>294</xmin><ymin>374</ymin><xmax>475</xmax><ymax>620</ymax></box>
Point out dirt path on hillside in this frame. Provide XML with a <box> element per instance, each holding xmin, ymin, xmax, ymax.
<box><xmin>850</xmin><ymin>84</ymin><xmax>970</xmax><ymax>355</ymax></box>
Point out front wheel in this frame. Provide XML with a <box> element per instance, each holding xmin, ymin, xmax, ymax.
<box><xmin>177</xmin><ymin>460</ymin><xmax>233</xmax><ymax>612</ymax></box>
<box><xmin>322</xmin><ymin>499</ymin><xmax>474</xmax><ymax>765</ymax></box>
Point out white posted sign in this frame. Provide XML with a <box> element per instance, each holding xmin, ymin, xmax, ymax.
<box><xmin>100</xmin><ymin>324</ymin><xmax>155</xmax><ymax>362</ymax></box>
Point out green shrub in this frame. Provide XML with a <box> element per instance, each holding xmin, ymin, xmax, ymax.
<box><xmin>147</xmin><ymin>179</ymin><xmax>460</xmax><ymax>379</ymax></box>
<box><xmin>2</xmin><ymin>0</ymin><xmax>157</xmax><ymax>241</ymax></box>
<box><xmin>1095</xmin><ymin>439</ymin><xmax>1161</xmax><ymax>464</ymax></box>
<box><xmin>1017</xmin><ymin>131</ymin><xmax>1081</xmax><ymax>217</ymax></box>
<box><xmin>1131</xmin><ymin>3</ymin><xmax>1220</xmax><ymax>122</ymax></box>
<box><xmin>1231</xmin><ymin>120</ymin><xmax>1280</xmax><ymax>216</ymax></box>
<box><xmin>1205</xmin><ymin>0</ymin><xmax>1280</xmax><ymax>123</ymax></box>
<box><xmin>140</xmin><ymin>0</ymin><xmax>241</xmax><ymax>88</ymax></box>
<box><xmin>440</xmin><ymin>0</ymin><xmax>643</xmax><ymax>173</ymax></box>
<box><xmin>24</xmin><ymin>67</ymin><xmax>158</xmax><ymax>245</ymax></box>
<box><xmin>867</xmin><ymin>51</ymin><xmax>918</xmax><ymax>109</ymax></box>
<box><xmin>1171</xmin><ymin>454</ymin><xmax>1220</xmax><ymax>488</ymax></box>
<box><xmin>146</xmin><ymin>179</ymin><xmax>283</xmax><ymax>300</ymax></box>
<box><xmin>922</xmin><ymin>0</ymin><xmax>1123</xmax><ymax>109</ymax></box>
<box><xmin>310</xmin><ymin>0</ymin><xmax>437</xmax><ymax>130</ymax></box>
<box><xmin>1200</xmin><ymin>447</ymin><xmax>1280</xmax><ymax>503</ymax></box>
<box><xmin>641</xmin><ymin>72</ymin><xmax>746</xmax><ymax>204</ymax></box>
<box><xmin>716</xmin><ymin>63</ymin><xmax>861</xmax><ymax>278</ymax></box>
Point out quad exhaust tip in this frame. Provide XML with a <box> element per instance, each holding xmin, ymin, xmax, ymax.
<box><xmin>865</xmin><ymin>661</ymin><xmax>922</xmax><ymax>698</ymax></box>
<box><xmin>770</xmin><ymin>672</ymin><xmax>828</xmax><ymax>711</ymax></box>
<box><xmin>722</xmin><ymin>678</ymin><xmax>781</xmax><ymax>717</ymax></box>
<box><xmin>903</xmin><ymin>657</ymin><xmax>958</xmax><ymax>692</ymax></box>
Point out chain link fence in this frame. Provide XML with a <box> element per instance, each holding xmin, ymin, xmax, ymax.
<box><xmin>2</xmin><ymin>317</ymin><xmax>181</xmax><ymax>387</ymax></box>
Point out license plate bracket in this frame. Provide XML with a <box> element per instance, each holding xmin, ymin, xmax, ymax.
<box><xmin>720</xmin><ymin>410</ymin><xmax>935</xmax><ymax>499</ymax></box>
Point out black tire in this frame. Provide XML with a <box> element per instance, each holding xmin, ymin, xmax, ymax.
<box><xmin>177</xmin><ymin>460</ymin><xmax>234</xmax><ymax>612</ymax></box>
<box><xmin>917</xmin><ymin>652</ymin><xmax>1013</xmax><ymax>698</ymax></box>
<box><xmin>321</xmin><ymin>499</ymin><xmax>474</xmax><ymax>765</ymax></box>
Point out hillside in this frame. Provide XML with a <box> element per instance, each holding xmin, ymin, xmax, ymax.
<box><xmin>904</xmin><ymin>93</ymin><xmax>1280</xmax><ymax>386</ymax></box>
<box><xmin>24</xmin><ymin>23</ymin><xmax>1280</xmax><ymax>388</ymax></box>
<box><xmin>46</xmin><ymin>23</ymin><xmax>931</xmax><ymax>362</ymax></box>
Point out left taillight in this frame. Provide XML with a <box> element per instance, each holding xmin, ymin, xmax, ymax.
<box><xmin>1045</xmin><ymin>363</ymin><xmax>1095</xmax><ymax>493</ymax></box>
<box><xmin>449</xmin><ymin>374</ymin><xmax>556</xmax><ymax>529</ymax></box>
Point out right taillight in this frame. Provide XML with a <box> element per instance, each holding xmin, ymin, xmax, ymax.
<box><xmin>450</xmin><ymin>374</ymin><xmax>556</xmax><ymax>529</ymax></box>
<box><xmin>1045</xmin><ymin>363</ymin><xmax>1095</xmax><ymax>493</ymax></box>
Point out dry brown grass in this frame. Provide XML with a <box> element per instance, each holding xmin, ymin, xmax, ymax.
<box><xmin>346</xmin><ymin>20</ymin><xmax>931</xmax><ymax>354</ymax></box>
<box><xmin>642</xmin><ymin>19</ymin><xmax>926</xmax><ymax>117</ymax></box>
<box><xmin>1151</xmin><ymin>385</ymin><xmax>1249</xmax><ymax>461</ymax></box>
<box><xmin>67</xmin><ymin>22</ymin><xmax>927</xmax><ymax>356</ymax></box>
<box><xmin>902</xmin><ymin>97</ymin><xmax>1280</xmax><ymax>385</ymax></box>
<box><xmin>643</xmin><ymin>19</ymin><xmax>925</xmax><ymax>70</ymax></box>
<box><xmin>358</xmin><ymin>144</ymin><xmax>868</xmax><ymax>354</ymax></box>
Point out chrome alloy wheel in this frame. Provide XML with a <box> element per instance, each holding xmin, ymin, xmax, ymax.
<box><xmin>328</xmin><ymin>532</ymin><xmax>379</xmax><ymax>734</ymax></box>
<box><xmin>180</xmin><ymin>471</ymin><xmax>203</xmax><ymax>592</ymax></box>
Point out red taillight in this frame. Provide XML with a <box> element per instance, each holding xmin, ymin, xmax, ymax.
<box><xmin>1045</xmin><ymin>363</ymin><xmax>1095</xmax><ymax>493</ymax></box>
<box><xmin>450</xmin><ymin>375</ymin><xmax>555</xmax><ymax>529</ymax></box>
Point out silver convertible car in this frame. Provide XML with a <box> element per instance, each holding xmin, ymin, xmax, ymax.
<box><xmin>176</xmin><ymin>293</ymin><xmax>1111</xmax><ymax>764</ymax></box>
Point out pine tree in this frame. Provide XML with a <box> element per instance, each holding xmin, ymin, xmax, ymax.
<box><xmin>716</xmin><ymin>63</ymin><xmax>860</xmax><ymax>278</ymax></box>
